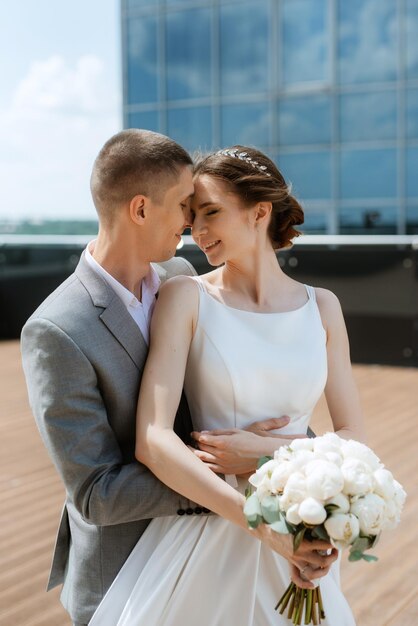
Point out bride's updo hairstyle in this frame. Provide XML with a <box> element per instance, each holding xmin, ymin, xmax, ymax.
<box><xmin>194</xmin><ymin>146</ymin><xmax>304</xmax><ymax>249</ymax></box>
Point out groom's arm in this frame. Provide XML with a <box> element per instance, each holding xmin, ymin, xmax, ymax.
<box><xmin>21</xmin><ymin>318</ymin><xmax>198</xmax><ymax>527</ymax></box>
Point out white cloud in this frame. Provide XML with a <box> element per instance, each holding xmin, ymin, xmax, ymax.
<box><xmin>0</xmin><ymin>55</ymin><xmax>120</xmax><ymax>220</ymax></box>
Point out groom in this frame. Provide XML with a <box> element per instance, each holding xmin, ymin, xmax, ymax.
<box><xmin>21</xmin><ymin>129</ymin><xmax>327</xmax><ymax>626</ymax></box>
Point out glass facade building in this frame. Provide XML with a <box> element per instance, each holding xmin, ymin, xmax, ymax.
<box><xmin>122</xmin><ymin>0</ymin><xmax>418</xmax><ymax>234</ymax></box>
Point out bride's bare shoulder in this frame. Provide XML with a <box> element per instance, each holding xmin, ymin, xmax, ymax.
<box><xmin>157</xmin><ymin>275</ymin><xmax>200</xmax><ymax>314</ymax></box>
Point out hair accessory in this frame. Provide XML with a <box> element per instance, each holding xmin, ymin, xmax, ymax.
<box><xmin>218</xmin><ymin>148</ymin><xmax>272</xmax><ymax>177</ymax></box>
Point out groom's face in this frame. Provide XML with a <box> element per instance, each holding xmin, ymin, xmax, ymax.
<box><xmin>147</xmin><ymin>166</ymin><xmax>194</xmax><ymax>261</ymax></box>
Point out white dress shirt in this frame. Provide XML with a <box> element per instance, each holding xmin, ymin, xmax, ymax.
<box><xmin>85</xmin><ymin>241</ymin><xmax>160</xmax><ymax>345</ymax></box>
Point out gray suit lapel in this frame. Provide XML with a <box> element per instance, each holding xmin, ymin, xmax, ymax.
<box><xmin>75</xmin><ymin>252</ymin><xmax>149</xmax><ymax>369</ymax></box>
<box><xmin>100</xmin><ymin>297</ymin><xmax>149</xmax><ymax>370</ymax></box>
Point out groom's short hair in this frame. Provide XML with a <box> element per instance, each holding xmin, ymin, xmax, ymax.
<box><xmin>90</xmin><ymin>129</ymin><xmax>192</xmax><ymax>224</ymax></box>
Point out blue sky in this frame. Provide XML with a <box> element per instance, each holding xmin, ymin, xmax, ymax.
<box><xmin>0</xmin><ymin>1</ymin><xmax>121</xmax><ymax>220</ymax></box>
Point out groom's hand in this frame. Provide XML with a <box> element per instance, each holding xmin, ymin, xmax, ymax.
<box><xmin>190</xmin><ymin>416</ymin><xmax>307</xmax><ymax>475</ymax></box>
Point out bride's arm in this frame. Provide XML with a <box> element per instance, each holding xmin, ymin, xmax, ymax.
<box><xmin>135</xmin><ymin>276</ymin><xmax>247</xmax><ymax>528</ymax></box>
<box><xmin>135</xmin><ymin>276</ymin><xmax>337</xmax><ymax>583</ymax></box>
<box><xmin>316</xmin><ymin>288</ymin><xmax>367</xmax><ymax>443</ymax></box>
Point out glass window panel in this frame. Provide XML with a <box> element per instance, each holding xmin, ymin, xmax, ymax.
<box><xmin>282</xmin><ymin>0</ymin><xmax>329</xmax><ymax>85</ymax></box>
<box><xmin>127</xmin><ymin>111</ymin><xmax>160</xmax><ymax>133</ymax></box>
<box><xmin>299</xmin><ymin>210</ymin><xmax>328</xmax><ymax>233</ymax></box>
<box><xmin>340</xmin><ymin>90</ymin><xmax>397</xmax><ymax>142</ymax></box>
<box><xmin>167</xmin><ymin>106</ymin><xmax>212</xmax><ymax>152</ymax></box>
<box><xmin>406</xmin><ymin>205</ymin><xmax>418</xmax><ymax>233</ymax></box>
<box><xmin>127</xmin><ymin>16</ymin><xmax>158</xmax><ymax>105</ymax></box>
<box><xmin>338</xmin><ymin>0</ymin><xmax>397</xmax><ymax>84</ymax></box>
<box><xmin>406</xmin><ymin>147</ymin><xmax>418</xmax><ymax>197</ymax></box>
<box><xmin>126</xmin><ymin>0</ymin><xmax>158</xmax><ymax>9</ymax></box>
<box><xmin>340</xmin><ymin>148</ymin><xmax>397</xmax><ymax>199</ymax></box>
<box><xmin>340</xmin><ymin>206</ymin><xmax>397</xmax><ymax>234</ymax></box>
<box><xmin>276</xmin><ymin>152</ymin><xmax>332</xmax><ymax>199</ymax></box>
<box><xmin>406</xmin><ymin>0</ymin><xmax>418</xmax><ymax>79</ymax></box>
<box><xmin>166</xmin><ymin>0</ymin><xmax>207</xmax><ymax>4</ymax></box>
<box><xmin>221</xmin><ymin>103</ymin><xmax>271</xmax><ymax>147</ymax></box>
<box><xmin>166</xmin><ymin>8</ymin><xmax>211</xmax><ymax>100</ymax></box>
<box><xmin>406</xmin><ymin>88</ymin><xmax>418</xmax><ymax>139</ymax></box>
<box><xmin>278</xmin><ymin>95</ymin><xmax>331</xmax><ymax>145</ymax></box>
<box><xmin>220</xmin><ymin>2</ymin><xmax>270</xmax><ymax>96</ymax></box>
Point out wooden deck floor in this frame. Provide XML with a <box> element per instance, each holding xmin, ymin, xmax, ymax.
<box><xmin>0</xmin><ymin>340</ymin><xmax>417</xmax><ymax>626</ymax></box>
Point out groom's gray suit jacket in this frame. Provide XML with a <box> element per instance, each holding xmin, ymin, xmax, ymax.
<box><xmin>21</xmin><ymin>252</ymin><xmax>200</xmax><ymax>624</ymax></box>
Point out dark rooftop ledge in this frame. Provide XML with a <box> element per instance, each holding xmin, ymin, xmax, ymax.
<box><xmin>0</xmin><ymin>234</ymin><xmax>417</xmax><ymax>366</ymax></box>
<box><xmin>0</xmin><ymin>233</ymin><xmax>417</xmax><ymax>248</ymax></box>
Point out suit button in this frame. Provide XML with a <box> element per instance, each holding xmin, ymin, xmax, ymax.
<box><xmin>194</xmin><ymin>507</ymin><xmax>203</xmax><ymax>514</ymax></box>
<box><xmin>177</xmin><ymin>508</ymin><xmax>185</xmax><ymax>515</ymax></box>
<box><xmin>202</xmin><ymin>507</ymin><xmax>210</xmax><ymax>514</ymax></box>
<box><xmin>185</xmin><ymin>508</ymin><xmax>194</xmax><ymax>515</ymax></box>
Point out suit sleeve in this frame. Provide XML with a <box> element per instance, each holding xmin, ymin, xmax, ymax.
<box><xmin>176</xmin><ymin>256</ymin><xmax>198</xmax><ymax>277</ymax></box>
<box><xmin>21</xmin><ymin>318</ymin><xmax>194</xmax><ymax>526</ymax></box>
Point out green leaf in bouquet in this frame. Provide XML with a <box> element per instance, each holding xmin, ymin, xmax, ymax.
<box><xmin>260</xmin><ymin>495</ymin><xmax>281</xmax><ymax>524</ymax></box>
<box><xmin>244</xmin><ymin>486</ymin><xmax>252</xmax><ymax>499</ymax></box>
<box><xmin>368</xmin><ymin>533</ymin><xmax>381</xmax><ymax>549</ymax></box>
<box><xmin>257</xmin><ymin>455</ymin><xmax>273</xmax><ymax>469</ymax></box>
<box><xmin>361</xmin><ymin>553</ymin><xmax>378</xmax><ymax>562</ymax></box>
<box><xmin>351</xmin><ymin>537</ymin><xmax>371</xmax><ymax>553</ymax></box>
<box><xmin>324</xmin><ymin>503</ymin><xmax>340</xmax><ymax>514</ymax></box>
<box><xmin>247</xmin><ymin>516</ymin><xmax>263</xmax><ymax>529</ymax></box>
<box><xmin>269</xmin><ymin>516</ymin><xmax>291</xmax><ymax>535</ymax></box>
<box><xmin>293</xmin><ymin>526</ymin><xmax>306</xmax><ymax>552</ymax></box>
<box><xmin>312</xmin><ymin>524</ymin><xmax>331</xmax><ymax>542</ymax></box>
<box><xmin>348</xmin><ymin>550</ymin><xmax>363</xmax><ymax>562</ymax></box>
<box><xmin>244</xmin><ymin>493</ymin><xmax>263</xmax><ymax>528</ymax></box>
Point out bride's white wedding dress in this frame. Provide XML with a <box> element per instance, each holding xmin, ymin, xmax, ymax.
<box><xmin>89</xmin><ymin>279</ymin><xmax>356</xmax><ymax>625</ymax></box>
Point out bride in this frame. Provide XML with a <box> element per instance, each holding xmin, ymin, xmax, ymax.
<box><xmin>89</xmin><ymin>146</ymin><xmax>364</xmax><ymax>625</ymax></box>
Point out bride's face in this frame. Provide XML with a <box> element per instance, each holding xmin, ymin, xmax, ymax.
<box><xmin>190</xmin><ymin>174</ymin><xmax>256</xmax><ymax>266</ymax></box>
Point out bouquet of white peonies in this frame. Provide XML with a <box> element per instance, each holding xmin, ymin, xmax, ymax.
<box><xmin>244</xmin><ymin>432</ymin><xmax>406</xmax><ymax>625</ymax></box>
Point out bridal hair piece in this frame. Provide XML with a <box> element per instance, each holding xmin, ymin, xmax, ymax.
<box><xmin>218</xmin><ymin>148</ymin><xmax>272</xmax><ymax>177</ymax></box>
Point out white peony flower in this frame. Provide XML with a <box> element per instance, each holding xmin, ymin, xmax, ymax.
<box><xmin>325</xmin><ymin>492</ymin><xmax>350</xmax><ymax>514</ymax></box>
<box><xmin>274</xmin><ymin>446</ymin><xmax>293</xmax><ymax>462</ymax></box>
<box><xmin>289</xmin><ymin>438</ymin><xmax>315</xmax><ymax>452</ymax></box>
<box><xmin>313</xmin><ymin>432</ymin><xmax>343</xmax><ymax>456</ymax></box>
<box><xmin>298</xmin><ymin>497</ymin><xmax>327</xmax><ymax>525</ymax></box>
<box><xmin>350</xmin><ymin>493</ymin><xmax>386</xmax><ymax>535</ymax></box>
<box><xmin>341</xmin><ymin>458</ymin><xmax>375</xmax><ymax>496</ymax></box>
<box><xmin>286</xmin><ymin>503</ymin><xmax>302</xmax><ymax>525</ymax></box>
<box><xmin>324</xmin><ymin>513</ymin><xmax>360</xmax><ymax>548</ymax></box>
<box><xmin>270</xmin><ymin>462</ymin><xmax>294</xmax><ymax>493</ymax></box>
<box><xmin>381</xmin><ymin>499</ymin><xmax>399</xmax><ymax>530</ymax></box>
<box><xmin>255</xmin><ymin>474</ymin><xmax>274</xmax><ymax>501</ymax></box>
<box><xmin>393</xmin><ymin>480</ymin><xmax>407</xmax><ymax>512</ymax></box>
<box><xmin>324</xmin><ymin>451</ymin><xmax>344</xmax><ymax>467</ymax></box>
<box><xmin>280</xmin><ymin>472</ymin><xmax>307</xmax><ymax>511</ymax></box>
<box><xmin>248</xmin><ymin>459</ymin><xmax>277</xmax><ymax>488</ymax></box>
<box><xmin>290</xmin><ymin>449</ymin><xmax>316</xmax><ymax>470</ymax></box>
<box><xmin>380</xmin><ymin>480</ymin><xmax>407</xmax><ymax>530</ymax></box>
<box><xmin>341</xmin><ymin>440</ymin><xmax>382</xmax><ymax>471</ymax></box>
<box><xmin>305</xmin><ymin>460</ymin><xmax>345</xmax><ymax>501</ymax></box>
<box><xmin>373</xmin><ymin>468</ymin><xmax>396</xmax><ymax>501</ymax></box>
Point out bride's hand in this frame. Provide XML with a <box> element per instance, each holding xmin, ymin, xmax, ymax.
<box><xmin>254</xmin><ymin>526</ymin><xmax>338</xmax><ymax>589</ymax></box>
<box><xmin>190</xmin><ymin>417</ymin><xmax>308</xmax><ymax>475</ymax></box>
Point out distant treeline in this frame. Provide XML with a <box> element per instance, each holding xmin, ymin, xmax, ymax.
<box><xmin>0</xmin><ymin>220</ymin><xmax>99</xmax><ymax>235</ymax></box>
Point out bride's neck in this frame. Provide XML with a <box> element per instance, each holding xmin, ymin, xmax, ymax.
<box><xmin>221</xmin><ymin>248</ymin><xmax>285</xmax><ymax>306</ymax></box>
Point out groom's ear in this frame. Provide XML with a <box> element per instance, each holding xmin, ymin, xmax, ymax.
<box><xmin>129</xmin><ymin>194</ymin><xmax>148</xmax><ymax>225</ymax></box>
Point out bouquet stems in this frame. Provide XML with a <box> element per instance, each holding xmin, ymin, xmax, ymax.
<box><xmin>276</xmin><ymin>582</ymin><xmax>326</xmax><ymax>624</ymax></box>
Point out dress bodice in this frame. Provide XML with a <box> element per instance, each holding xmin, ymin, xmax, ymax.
<box><xmin>184</xmin><ymin>277</ymin><xmax>328</xmax><ymax>437</ymax></box>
